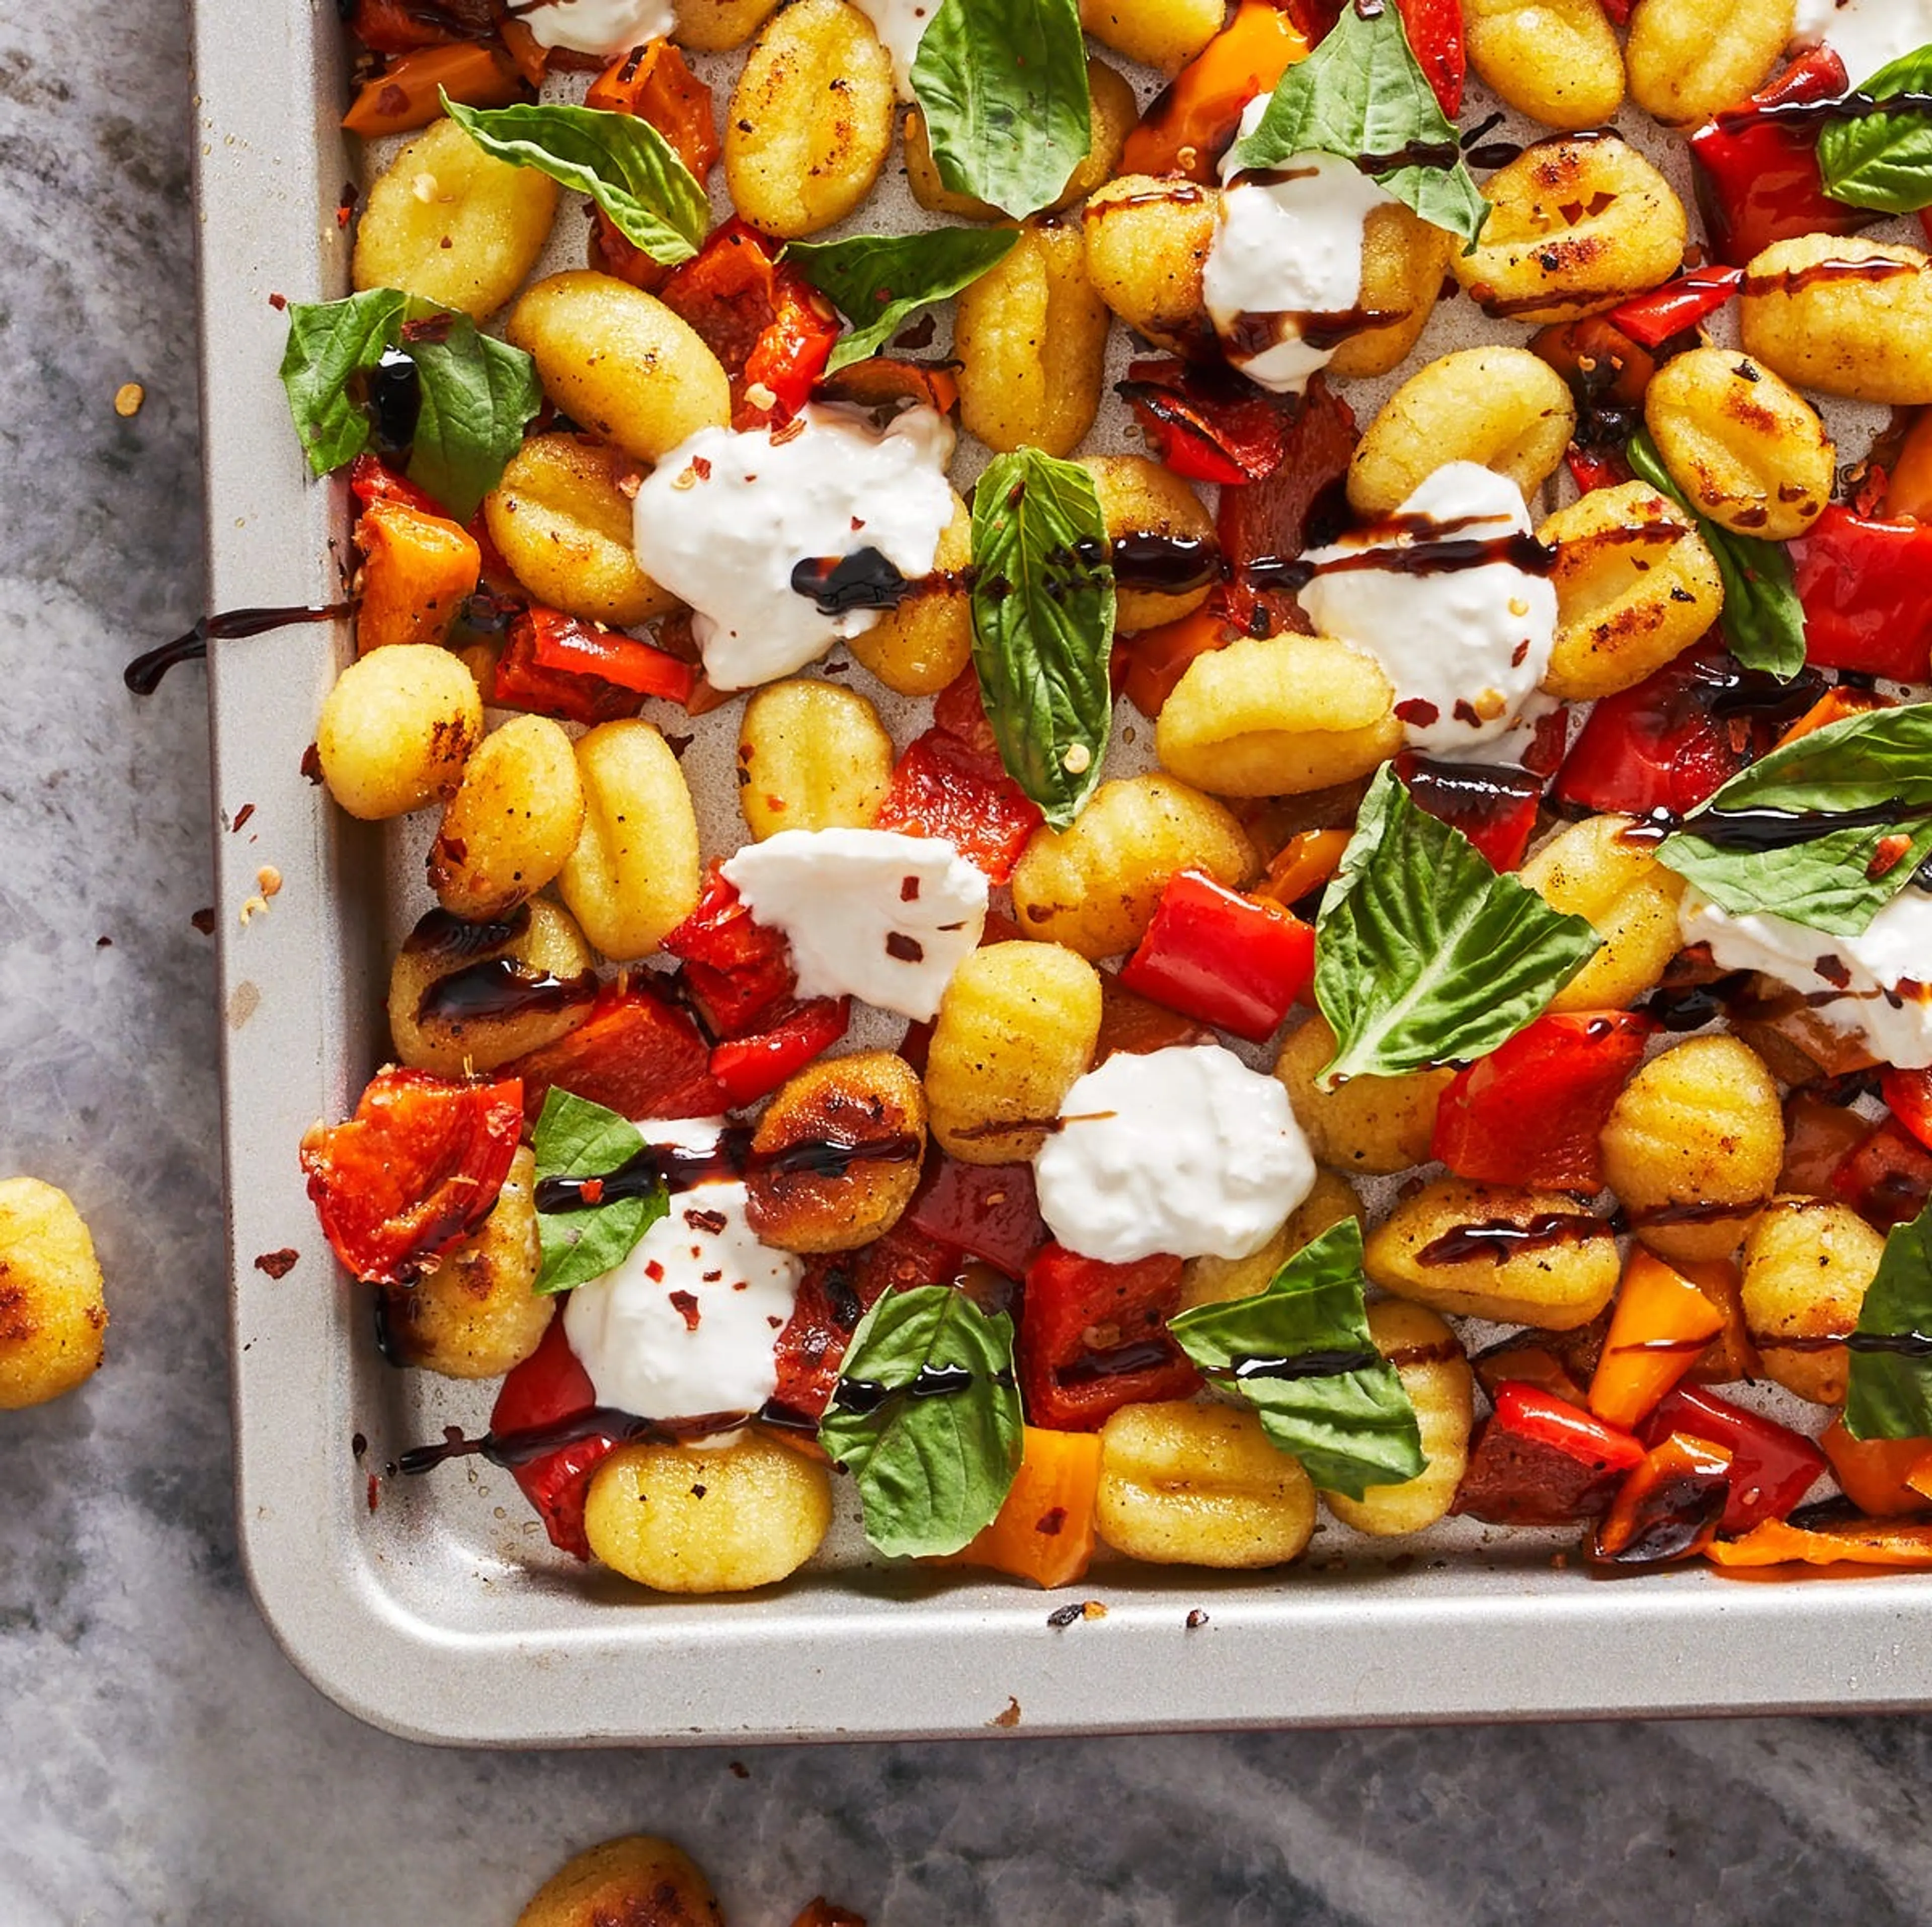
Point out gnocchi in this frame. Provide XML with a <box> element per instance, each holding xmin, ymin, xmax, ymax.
<box><xmin>428</xmin><ymin>713</ymin><xmax>586</xmax><ymax>920</ymax></box>
<box><xmin>0</xmin><ymin>1178</ymin><xmax>107</xmax><ymax>1411</ymax></box>
<box><xmin>315</xmin><ymin>642</ymin><xmax>482</xmax><ymax>822</ymax></box>
<box><xmin>738</xmin><ymin>681</ymin><xmax>893</xmax><ymax>839</ymax></box>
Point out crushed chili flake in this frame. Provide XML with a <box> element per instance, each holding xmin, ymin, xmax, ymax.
<box><xmin>886</xmin><ymin>932</ymin><xmax>924</xmax><ymax>963</ymax></box>
<box><xmin>254</xmin><ymin>1247</ymin><xmax>300</xmax><ymax>1279</ymax></box>
<box><xmin>190</xmin><ymin>907</ymin><xmax>217</xmax><ymax>935</ymax></box>
<box><xmin>685</xmin><ymin>1207</ymin><xmax>729</xmax><ymax>1235</ymax></box>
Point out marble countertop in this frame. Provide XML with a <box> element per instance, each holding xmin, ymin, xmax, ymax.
<box><xmin>8</xmin><ymin>6</ymin><xmax>1932</xmax><ymax>1922</ymax></box>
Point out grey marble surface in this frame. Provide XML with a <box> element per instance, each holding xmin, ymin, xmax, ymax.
<box><xmin>9</xmin><ymin>6</ymin><xmax>1932</xmax><ymax>1923</ymax></box>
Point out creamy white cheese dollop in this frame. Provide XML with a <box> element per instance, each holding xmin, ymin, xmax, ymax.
<box><xmin>851</xmin><ymin>0</ymin><xmax>936</xmax><ymax>96</ymax></box>
<box><xmin>1033</xmin><ymin>1045</ymin><xmax>1317</xmax><ymax>1264</ymax></box>
<box><xmin>720</xmin><ymin>827</ymin><xmax>989</xmax><ymax>1021</ymax></box>
<box><xmin>1201</xmin><ymin>104</ymin><xmax>1396</xmax><ymax>394</ymax></box>
<box><xmin>1680</xmin><ymin>886</ymin><xmax>1932</xmax><ymax>1068</ymax></box>
<box><xmin>1791</xmin><ymin>0</ymin><xmax>1932</xmax><ymax>88</ymax></box>
<box><xmin>519</xmin><ymin>0</ymin><xmax>676</xmax><ymax>55</ymax></box>
<box><xmin>632</xmin><ymin>405</ymin><xmax>956</xmax><ymax>690</ymax></box>
<box><xmin>1297</xmin><ymin>461</ymin><xmax>1559</xmax><ymax>759</ymax></box>
<box><xmin>562</xmin><ymin>1118</ymin><xmax>803</xmax><ymax>1433</ymax></box>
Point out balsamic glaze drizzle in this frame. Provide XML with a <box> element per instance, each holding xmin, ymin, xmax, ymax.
<box><xmin>125</xmin><ymin>603</ymin><xmax>353</xmax><ymax>694</ymax></box>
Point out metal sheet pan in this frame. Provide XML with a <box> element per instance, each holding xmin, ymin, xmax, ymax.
<box><xmin>198</xmin><ymin>0</ymin><xmax>1932</xmax><ymax>1745</ymax></box>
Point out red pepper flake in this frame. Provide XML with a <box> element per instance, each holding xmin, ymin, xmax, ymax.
<box><xmin>886</xmin><ymin>931</ymin><xmax>924</xmax><ymax>963</ymax></box>
<box><xmin>1185</xmin><ymin>1608</ymin><xmax>1210</xmax><ymax>1629</ymax></box>
<box><xmin>336</xmin><ymin>180</ymin><xmax>360</xmax><ymax>228</ymax></box>
<box><xmin>299</xmin><ymin>742</ymin><xmax>324</xmax><ymax>783</ymax></box>
<box><xmin>231</xmin><ymin>802</ymin><xmax>256</xmax><ymax>832</ymax></box>
<box><xmin>579</xmin><ymin>1177</ymin><xmax>605</xmax><ymax>1206</ymax></box>
<box><xmin>1395</xmin><ymin>697</ymin><xmax>1440</xmax><ymax>727</ymax></box>
<box><xmin>1453</xmin><ymin>698</ymin><xmax>1482</xmax><ymax>727</ymax></box>
<box><xmin>645</xmin><ymin>1259</ymin><xmax>666</xmax><ymax>1282</ymax></box>
<box><xmin>253</xmin><ymin>1247</ymin><xmax>299</xmax><ymax>1279</ymax></box>
<box><xmin>685</xmin><ymin>1207</ymin><xmax>729</xmax><ymax>1235</ymax></box>
<box><xmin>702</xmin><ymin>1268</ymin><xmax>723</xmax><ymax>1281</ymax></box>
<box><xmin>1035</xmin><ymin>1506</ymin><xmax>1067</xmax><ymax>1537</ymax></box>
<box><xmin>669</xmin><ymin>1290</ymin><xmax>702</xmax><ymax>1331</ymax></box>
<box><xmin>1870</xmin><ymin>833</ymin><xmax>1912</xmax><ymax>879</ymax></box>
<box><xmin>900</xmin><ymin>875</ymin><xmax>921</xmax><ymax>902</ymax></box>
<box><xmin>268</xmin><ymin>291</ymin><xmax>287</xmax><ymax>311</ymax></box>
<box><xmin>96</xmin><ymin>935</ymin><xmax>112</xmax><ymax>948</ymax></box>
<box><xmin>366</xmin><ymin>1474</ymin><xmax>380</xmax><ymax>1512</ymax></box>
<box><xmin>190</xmin><ymin>907</ymin><xmax>217</xmax><ymax>935</ymax></box>
<box><xmin>691</xmin><ymin>455</ymin><xmax>713</xmax><ymax>481</ymax></box>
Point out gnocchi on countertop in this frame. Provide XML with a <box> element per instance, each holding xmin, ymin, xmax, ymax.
<box><xmin>252</xmin><ymin>0</ymin><xmax>1932</xmax><ymax>1593</ymax></box>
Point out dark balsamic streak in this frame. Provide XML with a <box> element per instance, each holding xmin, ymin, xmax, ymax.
<box><xmin>125</xmin><ymin>603</ymin><xmax>353</xmax><ymax>694</ymax></box>
<box><xmin>533</xmin><ymin>1129</ymin><xmax>925</xmax><ymax>1214</ymax></box>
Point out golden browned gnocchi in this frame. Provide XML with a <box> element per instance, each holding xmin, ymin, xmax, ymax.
<box><xmin>1740</xmin><ymin>237</ymin><xmax>1932</xmax><ymax>405</ymax></box>
<box><xmin>557</xmin><ymin>719</ymin><xmax>702</xmax><ymax>962</ymax></box>
<box><xmin>1157</xmin><ymin>632</ymin><xmax>1401</xmax><ymax>799</ymax></box>
<box><xmin>1455</xmin><ymin>137</ymin><xmax>1686</xmax><ymax>325</ymax></box>
<box><xmin>1349</xmin><ymin>347</ymin><xmax>1578</xmax><ymax>518</ymax></box>
<box><xmin>1519</xmin><ymin>814</ymin><xmax>1687</xmax><ymax>1013</ymax></box>
<box><xmin>1642</xmin><ymin>347</ymin><xmax>1833</xmax><ymax>540</ymax></box>
<box><xmin>1463</xmin><ymin>0</ymin><xmax>1626</xmax><ymax>129</ymax></box>
<box><xmin>925</xmin><ymin>942</ymin><xmax>1103</xmax><ymax>1163</ymax></box>
<box><xmin>1365</xmin><ymin>1179</ymin><xmax>1621</xmax><ymax>1328</ymax></box>
<box><xmin>1625</xmin><ymin>0</ymin><xmax>1793</xmax><ymax>125</ymax></box>
<box><xmin>1600</xmin><ymin>1036</ymin><xmax>1786</xmax><ymax>1264</ymax></box>
<box><xmin>1095</xmin><ymin>1400</ymin><xmax>1317</xmax><ymax>1567</ymax></box>
<box><xmin>1322</xmin><ymin>1302</ymin><xmax>1473</xmax><ymax>1536</ymax></box>
<box><xmin>1178</xmin><ymin>1171</ymin><xmax>1362</xmax><ymax>1311</ymax></box>
<box><xmin>1740</xmin><ymin>1199</ymin><xmax>1886</xmax><ymax>1405</ymax></box>
<box><xmin>1273</xmin><ymin>1015</ymin><xmax>1452</xmax><ymax>1176</ymax></box>
<box><xmin>0</xmin><ymin>1178</ymin><xmax>107</xmax><ymax>1411</ymax></box>
<box><xmin>428</xmin><ymin>713</ymin><xmax>586</xmax><ymax>920</ymax></box>
<box><xmin>673</xmin><ymin>0</ymin><xmax>782</xmax><ymax>49</ymax></box>
<box><xmin>955</xmin><ymin>216</ymin><xmax>1111</xmax><ymax>458</ymax></box>
<box><xmin>1537</xmin><ymin>481</ymin><xmax>1725</xmax><ymax>700</ymax></box>
<box><xmin>315</xmin><ymin>641</ymin><xmax>483</xmax><ymax>822</ymax></box>
<box><xmin>1010</xmin><ymin>773</ymin><xmax>1256</xmax><ymax>959</ymax></box>
<box><xmin>1081</xmin><ymin>177</ymin><xmax>1218</xmax><ymax>358</ymax></box>
<box><xmin>906</xmin><ymin>59</ymin><xmax>1139</xmax><ymax>221</ymax></box>
<box><xmin>352</xmin><ymin>117</ymin><xmax>556</xmax><ymax>320</ymax></box>
<box><xmin>723</xmin><ymin>0</ymin><xmax>896</xmax><ymax>239</ymax></box>
<box><xmin>484</xmin><ymin>435</ymin><xmax>677</xmax><ymax>628</ymax></box>
<box><xmin>505</xmin><ymin>272</ymin><xmax>731</xmax><ymax>465</ymax></box>
<box><xmin>583</xmin><ymin>1432</ymin><xmax>833</xmax><ymax>1592</ymax></box>
<box><xmin>842</xmin><ymin>490</ymin><xmax>974</xmax><ymax>694</ymax></box>
<box><xmin>378</xmin><ymin>1147</ymin><xmax>551</xmax><ymax>1379</ymax></box>
<box><xmin>388</xmin><ymin>897</ymin><xmax>596</xmax><ymax>1077</ymax></box>
<box><xmin>1079</xmin><ymin>453</ymin><xmax>1218</xmax><ymax>634</ymax></box>
<box><xmin>737</xmin><ymin>680</ymin><xmax>893</xmax><ymax>840</ymax></box>
<box><xmin>1079</xmin><ymin>0</ymin><xmax>1222</xmax><ymax>68</ymax></box>
<box><xmin>514</xmin><ymin>1836</ymin><xmax>724</xmax><ymax>1927</ymax></box>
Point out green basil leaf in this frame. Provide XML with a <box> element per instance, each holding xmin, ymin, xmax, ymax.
<box><xmin>1314</xmin><ymin>765</ymin><xmax>1600</xmax><ymax>1085</ymax></box>
<box><xmin>279</xmin><ymin>289</ymin><xmax>408</xmax><ymax>476</ymax></box>
<box><xmin>969</xmin><ymin>447</ymin><xmax>1115</xmax><ymax>829</ymax></box>
<box><xmin>788</xmin><ymin>226</ymin><xmax>1018</xmax><ymax>373</ymax></box>
<box><xmin>530</xmin><ymin>1088</ymin><xmax>666</xmax><ymax>1296</ymax></box>
<box><xmin>1228</xmin><ymin>0</ymin><xmax>1489</xmax><ymax>251</ymax></box>
<box><xmin>1845</xmin><ymin>1194</ymin><xmax>1932</xmax><ymax>1439</ymax></box>
<box><xmin>1627</xmin><ymin>429</ymin><xmax>1805</xmax><ymax>681</ymax></box>
<box><xmin>443</xmin><ymin>95</ymin><xmax>708</xmax><ymax>264</ymax></box>
<box><xmin>1657</xmin><ymin>700</ymin><xmax>1932</xmax><ymax>935</ymax></box>
<box><xmin>818</xmin><ymin>1284</ymin><xmax>1024</xmax><ymax>1558</ymax></box>
<box><xmin>402</xmin><ymin>314</ymin><xmax>543</xmax><ymax>520</ymax></box>
<box><xmin>909</xmin><ymin>0</ymin><xmax>1091</xmax><ymax>220</ymax></box>
<box><xmin>1169</xmin><ymin>1222</ymin><xmax>1426</xmax><ymax>1500</ymax></box>
<box><xmin>1818</xmin><ymin>45</ymin><xmax>1932</xmax><ymax>213</ymax></box>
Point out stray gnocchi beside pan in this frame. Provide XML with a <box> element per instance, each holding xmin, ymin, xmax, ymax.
<box><xmin>190</xmin><ymin>0</ymin><xmax>1932</xmax><ymax>1742</ymax></box>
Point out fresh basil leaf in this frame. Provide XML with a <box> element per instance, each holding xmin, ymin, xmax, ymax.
<box><xmin>1169</xmin><ymin>1222</ymin><xmax>1425</xmax><ymax>1500</ymax></box>
<box><xmin>401</xmin><ymin>314</ymin><xmax>542</xmax><ymax>519</ymax></box>
<box><xmin>969</xmin><ymin>447</ymin><xmax>1114</xmax><ymax>830</ymax></box>
<box><xmin>1845</xmin><ymin>1194</ymin><xmax>1932</xmax><ymax>1439</ymax></box>
<box><xmin>1314</xmin><ymin>764</ymin><xmax>1600</xmax><ymax>1085</ymax></box>
<box><xmin>788</xmin><ymin>226</ymin><xmax>1018</xmax><ymax>374</ymax></box>
<box><xmin>1228</xmin><ymin>0</ymin><xmax>1489</xmax><ymax>251</ymax></box>
<box><xmin>1627</xmin><ymin>429</ymin><xmax>1805</xmax><ymax>681</ymax></box>
<box><xmin>279</xmin><ymin>289</ymin><xmax>408</xmax><ymax>476</ymax></box>
<box><xmin>530</xmin><ymin>1088</ymin><xmax>666</xmax><ymax>1296</ymax></box>
<box><xmin>443</xmin><ymin>95</ymin><xmax>708</xmax><ymax>264</ymax></box>
<box><xmin>909</xmin><ymin>0</ymin><xmax>1091</xmax><ymax>220</ymax></box>
<box><xmin>1818</xmin><ymin>45</ymin><xmax>1932</xmax><ymax>213</ymax></box>
<box><xmin>1657</xmin><ymin>700</ymin><xmax>1932</xmax><ymax>935</ymax></box>
<box><xmin>818</xmin><ymin>1284</ymin><xmax>1024</xmax><ymax>1558</ymax></box>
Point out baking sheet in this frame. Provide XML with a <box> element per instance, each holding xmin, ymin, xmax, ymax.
<box><xmin>198</xmin><ymin>0</ymin><xmax>1932</xmax><ymax>1744</ymax></box>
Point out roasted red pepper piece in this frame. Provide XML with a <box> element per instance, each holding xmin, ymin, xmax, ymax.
<box><xmin>1640</xmin><ymin>1385</ymin><xmax>1826</xmax><ymax>1532</ymax></box>
<box><xmin>502</xmin><ymin>978</ymin><xmax>725</xmax><ymax>1125</ymax></box>
<box><xmin>1396</xmin><ymin>751</ymin><xmax>1545</xmax><ymax>872</ymax></box>
<box><xmin>300</xmin><ymin>1067</ymin><xmax>524</xmax><ymax>1286</ymax></box>
<box><xmin>1394</xmin><ymin>0</ymin><xmax>1464</xmax><ymax>116</ymax></box>
<box><xmin>1564</xmin><ymin>444</ymin><xmax>1630</xmax><ymax>495</ymax></box>
<box><xmin>1587</xmin><ymin>1432</ymin><xmax>1733</xmax><ymax>1566</ymax></box>
<box><xmin>526</xmin><ymin>605</ymin><xmax>698</xmax><ymax>704</ymax></box>
<box><xmin>1452</xmin><ymin>1381</ymin><xmax>1645</xmax><ymax>1525</ymax></box>
<box><xmin>1791</xmin><ymin>505</ymin><xmax>1932</xmax><ymax>682</ymax></box>
<box><xmin>347</xmin><ymin>0</ymin><xmax>493</xmax><ymax>53</ymax></box>
<box><xmin>908</xmin><ymin>1156</ymin><xmax>1053</xmax><ymax>1280</ymax></box>
<box><xmin>873</xmin><ymin>727</ymin><xmax>1043</xmax><ymax>886</ymax></box>
<box><xmin>1883</xmin><ymin>1069</ymin><xmax>1932</xmax><ymax>1156</ymax></box>
<box><xmin>347</xmin><ymin>451</ymin><xmax>448</xmax><ymax>517</ymax></box>
<box><xmin>1430</xmin><ymin>1012</ymin><xmax>1653</xmax><ymax>1191</ymax></box>
<box><xmin>1114</xmin><ymin>596</ymin><xmax>1247</xmax><ymax>720</ymax></box>
<box><xmin>1689</xmin><ymin>48</ymin><xmax>1871</xmax><ymax>267</ymax></box>
<box><xmin>768</xmin><ymin>1222</ymin><xmax>965</xmax><ymax>1428</ymax></box>
<box><xmin>1833</xmin><ymin>1116</ymin><xmax>1932</xmax><ymax>1229</ymax></box>
<box><xmin>1607</xmin><ymin>265</ymin><xmax>1744</xmax><ymax>348</ymax></box>
<box><xmin>585</xmin><ymin>40</ymin><xmax>718</xmax><ymax>179</ymax></box>
<box><xmin>1117</xmin><ymin>869</ymin><xmax>1315</xmax><ymax>1042</ymax></box>
<box><xmin>1018</xmin><ymin>1246</ymin><xmax>1200</xmax><ymax>1431</ymax></box>
<box><xmin>709</xmin><ymin>997</ymin><xmax>850</xmax><ymax>1108</ymax></box>
<box><xmin>742</xmin><ymin>280</ymin><xmax>841</xmax><ymax>426</ymax></box>
<box><xmin>660</xmin><ymin>865</ymin><xmax>798</xmax><ymax>1038</ymax></box>
<box><xmin>1117</xmin><ymin>358</ymin><xmax>1289</xmax><ymax>485</ymax></box>
<box><xmin>491</xmin><ymin>612</ymin><xmax>644</xmax><ymax>726</ymax></box>
<box><xmin>488</xmin><ymin>1317</ymin><xmax>614</xmax><ymax>1561</ymax></box>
